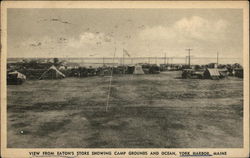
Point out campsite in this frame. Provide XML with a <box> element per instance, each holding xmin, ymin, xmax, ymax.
<box><xmin>5</xmin><ymin>7</ymin><xmax>245</xmax><ymax>150</ymax></box>
<box><xmin>7</xmin><ymin>71</ymin><xmax>243</xmax><ymax>148</ymax></box>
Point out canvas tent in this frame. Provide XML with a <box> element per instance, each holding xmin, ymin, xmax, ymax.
<box><xmin>133</xmin><ymin>65</ymin><xmax>144</xmax><ymax>75</ymax></box>
<box><xmin>218</xmin><ymin>68</ymin><xmax>228</xmax><ymax>78</ymax></box>
<box><xmin>149</xmin><ymin>65</ymin><xmax>160</xmax><ymax>74</ymax></box>
<box><xmin>7</xmin><ymin>71</ymin><xmax>26</xmax><ymax>85</ymax></box>
<box><xmin>181</xmin><ymin>69</ymin><xmax>204</xmax><ymax>79</ymax></box>
<box><xmin>39</xmin><ymin>65</ymin><xmax>65</xmax><ymax>80</ymax></box>
<box><xmin>204</xmin><ymin>68</ymin><xmax>220</xmax><ymax>80</ymax></box>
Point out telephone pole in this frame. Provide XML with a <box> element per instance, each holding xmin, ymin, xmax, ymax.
<box><xmin>186</xmin><ymin>48</ymin><xmax>192</xmax><ymax>67</ymax></box>
<box><xmin>217</xmin><ymin>51</ymin><xmax>219</xmax><ymax>65</ymax></box>
<box><xmin>164</xmin><ymin>53</ymin><xmax>166</xmax><ymax>65</ymax></box>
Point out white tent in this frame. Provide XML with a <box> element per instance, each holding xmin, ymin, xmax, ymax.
<box><xmin>133</xmin><ymin>65</ymin><xmax>144</xmax><ymax>75</ymax></box>
<box><xmin>204</xmin><ymin>68</ymin><xmax>220</xmax><ymax>80</ymax></box>
<box><xmin>39</xmin><ymin>65</ymin><xmax>65</xmax><ymax>80</ymax></box>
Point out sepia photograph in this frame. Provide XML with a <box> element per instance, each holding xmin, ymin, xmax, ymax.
<box><xmin>1</xmin><ymin>1</ymin><xmax>249</xmax><ymax>158</ymax></box>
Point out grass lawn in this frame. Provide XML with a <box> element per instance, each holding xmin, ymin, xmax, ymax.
<box><xmin>7</xmin><ymin>71</ymin><xmax>243</xmax><ymax>148</ymax></box>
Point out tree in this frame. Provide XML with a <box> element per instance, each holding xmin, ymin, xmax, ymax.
<box><xmin>53</xmin><ymin>58</ymin><xmax>59</xmax><ymax>65</ymax></box>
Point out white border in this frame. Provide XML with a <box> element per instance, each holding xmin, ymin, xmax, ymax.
<box><xmin>1</xmin><ymin>1</ymin><xmax>249</xmax><ymax>158</ymax></box>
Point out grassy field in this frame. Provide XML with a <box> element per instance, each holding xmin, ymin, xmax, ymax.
<box><xmin>7</xmin><ymin>71</ymin><xmax>243</xmax><ymax>148</ymax></box>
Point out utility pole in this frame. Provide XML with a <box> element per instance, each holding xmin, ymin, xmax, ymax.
<box><xmin>164</xmin><ymin>53</ymin><xmax>166</xmax><ymax>65</ymax></box>
<box><xmin>217</xmin><ymin>51</ymin><xmax>219</xmax><ymax>65</ymax></box>
<box><xmin>123</xmin><ymin>51</ymin><xmax>126</xmax><ymax>74</ymax></box>
<box><xmin>186</xmin><ymin>48</ymin><xmax>192</xmax><ymax>67</ymax></box>
<box><xmin>123</xmin><ymin>51</ymin><xmax>124</xmax><ymax>66</ymax></box>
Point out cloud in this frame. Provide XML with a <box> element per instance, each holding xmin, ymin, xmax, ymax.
<box><xmin>21</xmin><ymin>32</ymin><xmax>114</xmax><ymax>50</ymax></box>
<box><xmin>38</xmin><ymin>18</ymin><xmax>71</xmax><ymax>24</ymax></box>
<box><xmin>139</xmin><ymin>26</ymin><xmax>176</xmax><ymax>41</ymax></box>
<box><xmin>21</xmin><ymin>36</ymin><xmax>64</xmax><ymax>50</ymax></box>
<box><xmin>174</xmin><ymin>16</ymin><xmax>228</xmax><ymax>40</ymax></box>
<box><xmin>133</xmin><ymin>16</ymin><xmax>231</xmax><ymax>58</ymax></box>
<box><xmin>18</xmin><ymin>17</ymin><xmax>231</xmax><ymax>58</ymax></box>
<box><xmin>29</xmin><ymin>42</ymin><xmax>42</xmax><ymax>47</ymax></box>
<box><xmin>139</xmin><ymin>16</ymin><xmax>228</xmax><ymax>42</ymax></box>
<box><xmin>67</xmin><ymin>32</ymin><xmax>114</xmax><ymax>48</ymax></box>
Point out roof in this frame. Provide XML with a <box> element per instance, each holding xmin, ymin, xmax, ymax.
<box><xmin>234</xmin><ymin>68</ymin><xmax>243</xmax><ymax>71</ymax></box>
<box><xmin>8</xmin><ymin>71</ymin><xmax>26</xmax><ymax>79</ymax></box>
<box><xmin>207</xmin><ymin>68</ymin><xmax>220</xmax><ymax>76</ymax></box>
<box><xmin>133</xmin><ymin>64</ymin><xmax>144</xmax><ymax>74</ymax></box>
<box><xmin>218</xmin><ymin>68</ymin><xmax>228</xmax><ymax>72</ymax></box>
<box><xmin>39</xmin><ymin>65</ymin><xmax>65</xmax><ymax>79</ymax></box>
<box><xmin>8</xmin><ymin>71</ymin><xmax>20</xmax><ymax>75</ymax></box>
<box><xmin>182</xmin><ymin>69</ymin><xmax>194</xmax><ymax>72</ymax></box>
<box><xmin>64</xmin><ymin>62</ymin><xmax>80</xmax><ymax>67</ymax></box>
<box><xmin>48</xmin><ymin>65</ymin><xmax>65</xmax><ymax>77</ymax></box>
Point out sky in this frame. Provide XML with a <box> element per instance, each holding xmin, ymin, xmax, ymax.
<box><xmin>8</xmin><ymin>9</ymin><xmax>243</xmax><ymax>60</ymax></box>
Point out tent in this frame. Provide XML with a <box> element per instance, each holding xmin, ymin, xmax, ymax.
<box><xmin>7</xmin><ymin>71</ymin><xmax>26</xmax><ymax>85</ymax></box>
<box><xmin>98</xmin><ymin>68</ymin><xmax>112</xmax><ymax>76</ymax></box>
<box><xmin>204</xmin><ymin>68</ymin><xmax>220</xmax><ymax>80</ymax></box>
<box><xmin>126</xmin><ymin>66</ymin><xmax>135</xmax><ymax>74</ymax></box>
<box><xmin>133</xmin><ymin>65</ymin><xmax>144</xmax><ymax>75</ymax></box>
<box><xmin>149</xmin><ymin>65</ymin><xmax>160</xmax><ymax>74</ymax></box>
<box><xmin>218</xmin><ymin>68</ymin><xmax>228</xmax><ymax>78</ymax></box>
<box><xmin>181</xmin><ymin>69</ymin><xmax>204</xmax><ymax>79</ymax></box>
<box><xmin>39</xmin><ymin>65</ymin><xmax>65</xmax><ymax>80</ymax></box>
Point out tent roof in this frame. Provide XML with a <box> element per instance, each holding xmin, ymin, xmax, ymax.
<box><xmin>8</xmin><ymin>71</ymin><xmax>26</xmax><ymax>79</ymax></box>
<box><xmin>39</xmin><ymin>65</ymin><xmax>65</xmax><ymax>79</ymax></box>
<box><xmin>133</xmin><ymin>64</ymin><xmax>144</xmax><ymax>74</ymax></box>
<box><xmin>8</xmin><ymin>71</ymin><xmax>20</xmax><ymax>75</ymax></box>
<box><xmin>207</xmin><ymin>68</ymin><xmax>220</xmax><ymax>76</ymax></box>
<box><xmin>48</xmin><ymin>65</ymin><xmax>65</xmax><ymax>76</ymax></box>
